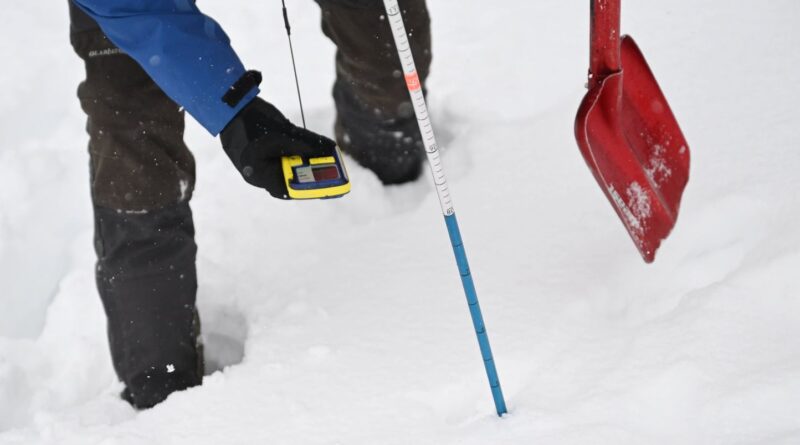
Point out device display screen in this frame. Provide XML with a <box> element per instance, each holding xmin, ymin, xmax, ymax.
<box><xmin>295</xmin><ymin>164</ymin><xmax>341</xmax><ymax>184</ymax></box>
<box><xmin>312</xmin><ymin>165</ymin><xmax>340</xmax><ymax>181</ymax></box>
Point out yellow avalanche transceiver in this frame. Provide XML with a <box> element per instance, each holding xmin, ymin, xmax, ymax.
<box><xmin>281</xmin><ymin>146</ymin><xmax>351</xmax><ymax>200</ymax></box>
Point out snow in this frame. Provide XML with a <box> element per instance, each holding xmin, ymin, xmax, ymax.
<box><xmin>626</xmin><ymin>182</ymin><xmax>651</xmax><ymax>221</ymax></box>
<box><xmin>1</xmin><ymin>1</ymin><xmax>799</xmax><ymax>444</ymax></box>
<box><xmin>644</xmin><ymin>144</ymin><xmax>672</xmax><ymax>187</ymax></box>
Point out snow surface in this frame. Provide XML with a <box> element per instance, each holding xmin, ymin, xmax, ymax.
<box><xmin>2</xmin><ymin>1</ymin><xmax>800</xmax><ymax>444</ymax></box>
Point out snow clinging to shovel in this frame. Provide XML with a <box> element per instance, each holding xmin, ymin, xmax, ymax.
<box><xmin>607</xmin><ymin>182</ymin><xmax>652</xmax><ymax>245</ymax></box>
<box><xmin>644</xmin><ymin>144</ymin><xmax>673</xmax><ymax>187</ymax></box>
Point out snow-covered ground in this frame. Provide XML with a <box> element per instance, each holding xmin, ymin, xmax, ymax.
<box><xmin>1</xmin><ymin>1</ymin><xmax>799</xmax><ymax>443</ymax></box>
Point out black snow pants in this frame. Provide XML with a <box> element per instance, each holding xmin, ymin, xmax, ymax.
<box><xmin>69</xmin><ymin>0</ymin><xmax>430</xmax><ymax>409</ymax></box>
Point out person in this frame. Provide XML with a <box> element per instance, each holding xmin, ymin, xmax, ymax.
<box><xmin>68</xmin><ymin>0</ymin><xmax>431</xmax><ymax>409</ymax></box>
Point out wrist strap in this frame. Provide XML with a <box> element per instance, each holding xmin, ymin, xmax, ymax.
<box><xmin>222</xmin><ymin>70</ymin><xmax>263</xmax><ymax>107</ymax></box>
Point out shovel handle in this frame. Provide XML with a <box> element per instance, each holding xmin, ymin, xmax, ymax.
<box><xmin>589</xmin><ymin>0</ymin><xmax>621</xmax><ymax>88</ymax></box>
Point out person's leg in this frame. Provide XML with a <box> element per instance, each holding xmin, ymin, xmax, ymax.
<box><xmin>69</xmin><ymin>2</ymin><xmax>203</xmax><ymax>409</ymax></box>
<box><xmin>316</xmin><ymin>0</ymin><xmax>432</xmax><ymax>184</ymax></box>
<box><xmin>93</xmin><ymin>205</ymin><xmax>202</xmax><ymax>409</ymax></box>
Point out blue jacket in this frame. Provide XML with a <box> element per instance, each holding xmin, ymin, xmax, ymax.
<box><xmin>72</xmin><ymin>0</ymin><xmax>259</xmax><ymax>135</ymax></box>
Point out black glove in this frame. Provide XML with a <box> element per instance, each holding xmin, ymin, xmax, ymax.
<box><xmin>220</xmin><ymin>97</ymin><xmax>336</xmax><ymax>199</ymax></box>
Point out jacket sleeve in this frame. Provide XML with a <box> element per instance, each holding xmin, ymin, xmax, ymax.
<box><xmin>71</xmin><ymin>0</ymin><xmax>259</xmax><ymax>135</ymax></box>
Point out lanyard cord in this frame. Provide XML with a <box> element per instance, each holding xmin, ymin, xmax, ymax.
<box><xmin>281</xmin><ymin>0</ymin><xmax>307</xmax><ymax>128</ymax></box>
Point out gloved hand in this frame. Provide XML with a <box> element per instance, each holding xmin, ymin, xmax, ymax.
<box><xmin>220</xmin><ymin>97</ymin><xmax>336</xmax><ymax>199</ymax></box>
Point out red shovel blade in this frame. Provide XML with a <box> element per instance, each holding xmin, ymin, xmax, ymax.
<box><xmin>575</xmin><ymin>36</ymin><xmax>690</xmax><ymax>263</ymax></box>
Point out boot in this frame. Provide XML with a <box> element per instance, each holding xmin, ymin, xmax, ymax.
<box><xmin>318</xmin><ymin>0</ymin><xmax>432</xmax><ymax>184</ymax></box>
